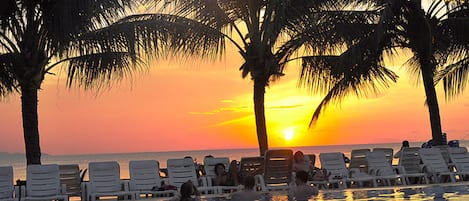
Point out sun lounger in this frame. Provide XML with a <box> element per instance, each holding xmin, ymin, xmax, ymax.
<box><xmin>256</xmin><ymin>149</ymin><xmax>293</xmax><ymax>191</ymax></box>
<box><xmin>349</xmin><ymin>149</ymin><xmax>371</xmax><ymax>173</ymax></box>
<box><xmin>129</xmin><ymin>160</ymin><xmax>176</xmax><ymax>199</ymax></box>
<box><xmin>397</xmin><ymin>147</ymin><xmax>428</xmax><ymax>184</ymax></box>
<box><xmin>167</xmin><ymin>157</ymin><xmax>218</xmax><ymax>194</ymax></box>
<box><xmin>0</xmin><ymin>166</ymin><xmax>14</xmax><ymax>201</ymax></box>
<box><xmin>373</xmin><ymin>148</ymin><xmax>393</xmax><ymax>165</ymax></box>
<box><xmin>320</xmin><ymin>152</ymin><xmax>377</xmax><ymax>189</ymax></box>
<box><xmin>25</xmin><ymin>164</ymin><xmax>69</xmax><ymax>201</ymax></box>
<box><xmin>59</xmin><ymin>164</ymin><xmax>82</xmax><ymax>198</ymax></box>
<box><xmin>239</xmin><ymin>156</ymin><xmax>264</xmax><ymax>177</ymax></box>
<box><xmin>419</xmin><ymin>148</ymin><xmax>456</xmax><ymax>183</ymax></box>
<box><xmin>366</xmin><ymin>151</ymin><xmax>406</xmax><ymax>186</ymax></box>
<box><xmin>448</xmin><ymin>147</ymin><xmax>469</xmax><ymax>181</ymax></box>
<box><xmin>86</xmin><ymin>161</ymin><xmax>135</xmax><ymax>201</ymax></box>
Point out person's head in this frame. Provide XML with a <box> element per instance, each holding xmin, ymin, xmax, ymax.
<box><xmin>294</xmin><ymin>151</ymin><xmax>305</xmax><ymax>163</ymax></box>
<box><xmin>180</xmin><ymin>181</ymin><xmax>196</xmax><ymax>198</ymax></box>
<box><xmin>243</xmin><ymin>175</ymin><xmax>256</xmax><ymax>190</ymax></box>
<box><xmin>229</xmin><ymin>160</ymin><xmax>238</xmax><ymax>172</ymax></box>
<box><xmin>295</xmin><ymin>170</ymin><xmax>309</xmax><ymax>185</ymax></box>
<box><xmin>214</xmin><ymin>163</ymin><xmax>226</xmax><ymax>176</ymax></box>
<box><xmin>402</xmin><ymin>140</ymin><xmax>409</xmax><ymax>148</ymax></box>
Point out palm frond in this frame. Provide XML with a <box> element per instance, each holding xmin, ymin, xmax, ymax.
<box><xmin>71</xmin><ymin>14</ymin><xmax>225</xmax><ymax>62</ymax></box>
<box><xmin>436</xmin><ymin>48</ymin><xmax>469</xmax><ymax>99</ymax></box>
<box><xmin>65</xmin><ymin>52</ymin><xmax>143</xmax><ymax>90</ymax></box>
<box><xmin>0</xmin><ymin>53</ymin><xmax>19</xmax><ymax>97</ymax></box>
<box><xmin>40</xmin><ymin>0</ymin><xmax>145</xmax><ymax>53</ymax></box>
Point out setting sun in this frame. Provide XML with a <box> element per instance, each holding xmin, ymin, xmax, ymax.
<box><xmin>283</xmin><ymin>127</ymin><xmax>295</xmax><ymax>141</ymax></box>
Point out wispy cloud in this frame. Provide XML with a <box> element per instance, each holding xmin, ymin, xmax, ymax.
<box><xmin>268</xmin><ymin>104</ymin><xmax>304</xmax><ymax>109</ymax></box>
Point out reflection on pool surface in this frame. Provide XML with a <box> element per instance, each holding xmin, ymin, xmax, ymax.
<box><xmin>197</xmin><ymin>182</ymin><xmax>469</xmax><ymax>200</ymax></box>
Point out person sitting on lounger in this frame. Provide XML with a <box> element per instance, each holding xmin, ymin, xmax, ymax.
<box><xmin>213</xmin><ymin>163</ymin><xmax>237</xmax><ymax>186</ymax></box>
<box><xmin>292</xmin><ymin>151</ymin><xmax>314</xmax><ymax>173</ymax></box>
<box><xmin>288</xmin><ymin>170</ymin><xmax>318</xmax><ymax>201</ymax></box>
<box><xmin>230</xmin><ymin>175</ymin><xmax>264</xmax><ymax>201</ymax></box>
<box><xmin>394</xmin><ymin>140</ymin><xmax>410</xmax><ymax>158</ymax></box>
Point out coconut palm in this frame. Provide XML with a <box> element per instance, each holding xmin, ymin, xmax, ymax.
<box><xmin>0</xmin><ymin>0</ymin><xmax>223</xmax><ymax>164</ymax></box>
<box><xmin>299</xmin><ymin>0</ymin><xmax>469</xmax><ymax>145</ymax></box>
<box><xmin>156</xmin><ymin>0</ymin><xmax>374</xmax><ymax>156</ymax></box>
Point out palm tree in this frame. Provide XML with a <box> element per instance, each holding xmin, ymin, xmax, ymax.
<box><xmin>156</xmin><ymin>0</ymin><xmax>364</xmax><ymax>156</ymax></box>
<box><xmin>0</xmin><ymin>0</ymin><xmax>223</xmax><ymax>164</ymax></box>
<box><xmin>299</xmin><ymin>0</ymin><xmax>469</xmax><ymax>145</ymax></box>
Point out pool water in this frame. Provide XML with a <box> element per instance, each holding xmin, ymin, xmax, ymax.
<box><xmin>197</xmin><ymin>182</ymin><xmax>469</xmax><ymax>200</ymax></box>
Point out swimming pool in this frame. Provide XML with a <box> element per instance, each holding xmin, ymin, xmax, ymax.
<box><xmin>194</xmin><ymin>182</ymin><xmax>469</xmax><ymax>200</ymax></box>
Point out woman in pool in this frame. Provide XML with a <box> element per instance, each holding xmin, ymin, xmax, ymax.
<box><xmin>230</xmin><ymin>175</ymin><xmax>264</xmax><ymax>201</ymax></box>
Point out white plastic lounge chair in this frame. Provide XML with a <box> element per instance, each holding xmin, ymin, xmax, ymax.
<box><xmin>59</xmin><ymin>164</ymin><xmax>82</xmax><ymax>198</ymax></box>
<box><xmin>397</xmin><ymin>147</ymin><xmax>428</xmax><ymax>184</ymax></box>
<box><xmin>373</xmin><ymin>148</ymin><xmax>393</xmax><ymax>165</ymax></box>
<box><xmin>239</xmin><ymin>157</ymin><xmax>264</xmax><ymax>177</ymax></box>
<box><xmin>86</xmin><ymin>161</ymin><xmax>134</xmax><ymax>201</ymax></box>
<box><xmin>448</xmin><ymin>147</ymin><xmax>469</xmax><ymax>181</ymax></box>
<box><xmin>0</xmin><ymin>166</ymin><xmax>14</xmax><ymax>201</ymax></box>
<box><xmin>202</xmin><ymin>157</ymin><xmax>239</xmax><ymax>193</ymax></box>
<box><xmin>320</xmin><ymin>152</ymin><xmax>377</xmax><ymax>189</ymax></box>
<box><xmin>25</xmin><ymin>164</ymin><xmax>69</xmax><ymax>201</ymax></box>
<box><xmin>166</xmin><ymin>158</ymin><xmax>217</xmax><ymax>194</ymax></box>
<box><xmin>349</xmin><ymin>149</ymin><xmax>371</xmax><ymax>173</ymax></box>
<box><xmin>203</xmin><ymin>157</ymin><xmax>230</xmax><ymax>179</ymax></box>
<box><xmin>419</xmin><ymin>148</ymin><xmax>456</xmax><ymax>183</ymax></box>
<box><xmin>366</xmin><ymin>151</ymin><xmax>406</xmax><ymax>186</ymax></box>
<box><xmin>256</xmin><ymin>149</ymin><xmax>293</xmax><ymax>191</ymax></box>
<box><xmin>129</xmin><ymin>160</ymin><xmax>176</xmax><ymax>199</ymax></box>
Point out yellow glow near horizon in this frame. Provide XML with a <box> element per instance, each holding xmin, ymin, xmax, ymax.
<box><xmin>283</xmin><ymin>127</ymin><xmax>295</xmax><ymax>141</ymax></box>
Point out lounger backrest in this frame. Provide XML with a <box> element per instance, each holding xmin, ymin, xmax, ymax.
<box><xmin>433</xmin><ymin>145</ymin><xmax>450</xmax><ymax>164</ymax></box>
<box><xmin>373</xmin><ymin>148</ymin><xmax>393</xmax><ymax>165</ymax></box>
<box><xmin>167</xmin><ymin>158</ymin><xmax>198</xmax><ymax>188</ymax></box>
<box><xmin>263</xmin><ymin>149</ymin><xmax>293</xmax><ymax>185</ymax></box>
<box><xmin>398</xmin><ymin>147</ymin><xmax>421</xmax><ymax>174</ymax></box>
<box><xmin>350</xmin><ymin>149</ymin><xmax>371</xmax><ymax>172</ymax></box>
<box><xmin>239</xmin><ymin>157</ymin><xmax>264</xmax><ymax>176</ymax></box>
<box><xmin>59</xmin><ymin>164</ymin><xmax>81</xmax><ymax>196</ymax></box>
<box><xmin>419</xmin><ymin>148</ymin><xmax>450</xmax><ymax>173</ymax></box>
<box><xmin>319</xmin><ymin>152</ymin><xmax>348</xmax><ymax>178</ymax></box>
<box><xmin>129</xmin><ymin>160</ymin><xmax>161</xmax><ymax>191</ymax></box>
<box><xmin>367</xmin><ymin>151</ymin><xmax>394</xmax><ymax>175</ymax></box>
<box><xmin>0</xmin><ymin>166</ymin><xmax>14</xmax><ymax>199</ymax></box>
<box><xmin>27</xmin><ymin>164</ymin><xmax>61</xmax><ymax>197</ymax></box>
<box><xmin>448</xmin><ymin>149</ymin><xmax>469</xmax><ymax>172</ymax></box>
<box><xmin>89</xmin><ymin>161</ymin><xmax>122</xmax><ymax>193</ymax></box>
<box><xmin>203</xmin><ymin>157</ymin><xmax>230</xmax><ymax>178</ymax></box>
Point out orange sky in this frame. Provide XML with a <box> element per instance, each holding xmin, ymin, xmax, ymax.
<box><xmin>1</xmin><ymin>44</ymin><xmax>468</xmax><ymax>155</ymax></box>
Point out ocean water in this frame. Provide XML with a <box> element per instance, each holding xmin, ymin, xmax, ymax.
<box><xmin>2</xmin><ymin>141</ymin><xmax>468</xmax><ymax>182</ymax></box>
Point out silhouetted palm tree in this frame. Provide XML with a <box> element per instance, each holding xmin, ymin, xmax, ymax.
<box><xmin>0</xmin><ymin>0</ymin><xmax>223</xmax><ymax>164</ymax></box>
<box><xmin>299</xmin><ymin>0</ymin><xmax>469</xmax><ymax>145</ymax></box>
<box><xmin>157</xmin><ymin>0</ymin><xmax>367</xmax><ymax>156</ymax></box>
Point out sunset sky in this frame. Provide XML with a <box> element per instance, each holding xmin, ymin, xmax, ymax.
<box><xmin>1</xmin><ymin>44</ymin><xmax>468</xmax><ymax>155</ymax></box>
<box><xmin>1</xmin><ymin>1</ymin><xmax>468</xmax><ymax>156</ymax></box>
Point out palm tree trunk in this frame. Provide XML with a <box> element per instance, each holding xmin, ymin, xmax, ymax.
<box><xmin>21</xmin><ymin>82</ymin><xmax>41</xmax><ymax>165</ymax></box>
<box><xmin>420</xmin><ymin>59</ymin><xmax>443</xmax><ymax>145</ymax></box>
<box><xmin>253</xmin><ymin>78</ymin><xmax>268</xmax><ymax>156</ymax></box>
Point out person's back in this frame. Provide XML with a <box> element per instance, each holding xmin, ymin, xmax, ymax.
<box><xmin>230</xmin><ymin>175</ymin><xmax>263</xmax><ymax>201</ymax></box>
<box><xmin>288</xmin><ymin>171</ymin><xmax>318</xmax><ymax>201</ymax></box>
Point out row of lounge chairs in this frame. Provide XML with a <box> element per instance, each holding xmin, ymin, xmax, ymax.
<box><xmin>2</xmin><ymin>146</ymin><xmax>469</xmax><ymax>201</ymax></box>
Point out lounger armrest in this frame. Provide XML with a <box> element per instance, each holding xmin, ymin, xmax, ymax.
<box><xmin>254</xmin><ymin>174</ymin><xmax>267</xmax><ymax>192</ymax></box>
<box><xmin>349</xmin><ymin>168</ymin><xmax>360</xmax><ymax>178</ymax></box>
